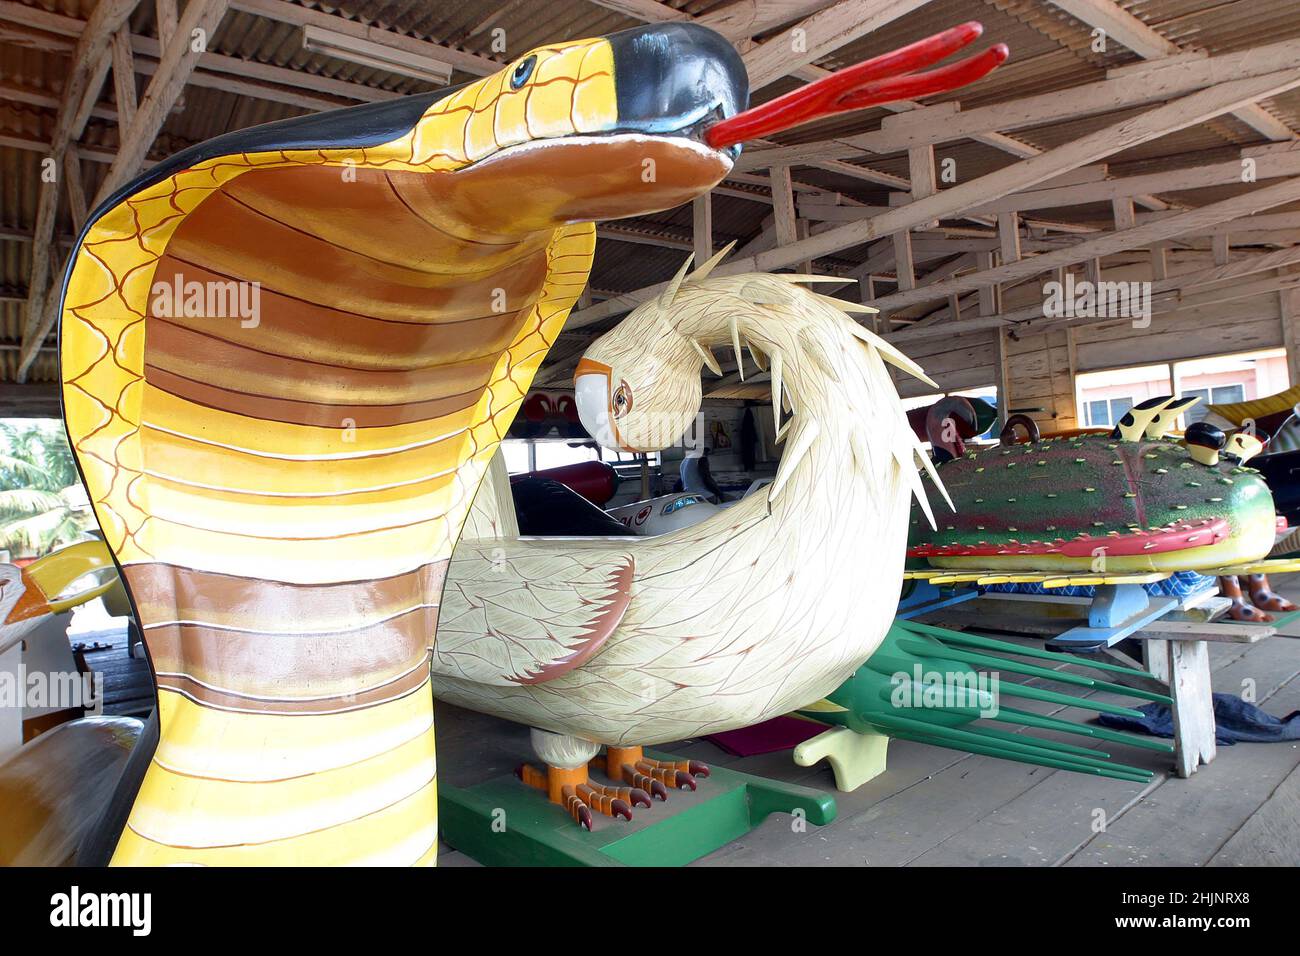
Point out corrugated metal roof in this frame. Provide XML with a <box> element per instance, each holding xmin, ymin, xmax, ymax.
<box><xmin>3</xmin><ymin>0</ymin><xmax>1299</xmax><ymax>383</ymax></box>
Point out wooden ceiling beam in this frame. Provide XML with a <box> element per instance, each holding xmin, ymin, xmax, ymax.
<box><xmin>567</xmin><ymin>68</ymin><xmax>1300</xmax><ymax>328</ymax></box>
<box><xmin>1047</xmin><ymin>0</ymin><xmax>1296</xmax><ymax>141</ymax></box>
<box><xmin>697</xmin><ymin>1</ymin><xmax>839</xmax><ymax>41</ymax></box>
<box><xmin>18</xmin><ymin>0</ymin><xmax>232</xmax><ymax>381</ymax></box>
<box><xmin>873</xmin><ymin>177</ymin><xmax>1300</xmax><ymax>315</ymax></box>
<box><xmin>0</xmin><ymin>5</ymin><xmax>401</xmax><ymax>109</ymax></box>
<box><xmin>887</xmin><ymin>243</ymin><xmax>1300</xmax><ymax>344</ymax></box>
<box><xmin>741</xmin><ymin>0</ymin><xmax>931</xmax><ymax>90</ymax></box>
<box><xmin>735</xmin><ymin>37</ymin><xmax>1300</xmax><ymax>171</ymax></box>
<box><xmin>966</xmin><ymin>145</ymin><xmax>1300</xmax><ymax>216</ymax></box>
<box><xmin>95</xmin><ymin>0</ymin><xmax>229</xmax><ymax>202</ymax></box>
<box><xmin>16</xmin><ymin>0</ymin><xmax>136</xmax><ymax>385</ymax></box>
<box><xmin>226</xmin><ymin>0</ymin><xmax>501</xmax><ymax>77</ymax></box>
<box><xmin>584</xmin><ymin>0</ymin><xmax>689</xmax><ymax>23</ymax></box>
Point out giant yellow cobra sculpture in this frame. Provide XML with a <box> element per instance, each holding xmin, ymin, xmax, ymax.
<box><xmin>57</xmin><ymin>21</ymin><xmax>1005</xmax><ymax>864</ymax></box>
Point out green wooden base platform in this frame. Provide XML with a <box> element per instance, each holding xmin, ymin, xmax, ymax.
<box><xmin>439</xmin><ymin>750</ymin><xmax>836</xmax><ymax>866</ymax></box>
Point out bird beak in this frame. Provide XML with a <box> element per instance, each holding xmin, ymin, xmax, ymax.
<box><xmin>703</xmin><ymin>22</ymin><xmax>1008</xmax><ymax>149</ymax></box>
<box><xmin>6</xmin><ymin>540</ymin><xmax>116</xmax><ymax>623</ymax></box>
<box><xmin>574</xmin><ymin>358</ymin><xmax>622</xmax><ymax>451</ymax></box>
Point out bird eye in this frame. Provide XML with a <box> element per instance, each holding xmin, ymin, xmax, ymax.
<box><xmin>510</xmin><ymin>55</ymin><xmax>537</xmax><ymax>90</ymax></box>
<box><xmin>612</xmin><ymin>382</ymin><xmax>633</xmax><ymax>419</ymax></box>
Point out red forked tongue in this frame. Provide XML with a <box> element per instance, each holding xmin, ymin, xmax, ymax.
<box><xmin>704</xmin><ymin>21</ymin><xmax>1009</xmax><ymax>149</ymax></box>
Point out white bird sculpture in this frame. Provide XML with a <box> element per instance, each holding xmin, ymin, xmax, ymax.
<box><xmin>429</xmin><ymin>252</ymin><xmax>948</xmax><ymax>827</ymax></box>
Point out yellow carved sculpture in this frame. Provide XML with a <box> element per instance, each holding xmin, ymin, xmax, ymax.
<box><xmin>59</xmin><ymin>24</ymin><xmax>747</xmax><ymax>866</ymax></box>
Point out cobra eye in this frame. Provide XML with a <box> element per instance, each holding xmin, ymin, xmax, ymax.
<box><xmin>510</xmin><ymin>55</ymin><xmax>537</xmax><ymax>90</ymax></box>
<box><xmin>612</xmin><ymin>382</ymin><xmax>633</xmax><ymax>420</ymax></box>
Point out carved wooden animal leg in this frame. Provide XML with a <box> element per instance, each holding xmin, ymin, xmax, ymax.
<box><xmin>596</xmin><ymin>745</ymin><xmax>710</xmax><ymax>800</ymax></box>
<box><xmin>1243</xmin><ymin>573</ymin><xmax>1297</xmax><ymax>613</ymax></box>
<box><xmin>1219</xmin><ymin>575</ymin><xmax>1274</xmax><ymax>622</ymax></box>
<box><xmin>516</xmin><ymin>729</ymin><xmax>651</xmax><ymax>830</ymax></box>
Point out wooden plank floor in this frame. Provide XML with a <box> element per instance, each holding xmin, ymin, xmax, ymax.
<box><xmin>70</xmin><ymin>582</ymin><xmax>1300</xmax><ymax>867</ymax></box>
<box><xmin>69</xmin><ymin>620</ymin><xmax>154</xmax><ymax>719</ymax></box>
<box><xmin>436</xmin><ymin>576</ymin><xmax>1300</xmax><ymax>867</ymax></box>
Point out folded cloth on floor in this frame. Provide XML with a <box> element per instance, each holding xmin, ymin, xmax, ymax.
<box><xmin>1098</xmin><ymin>693</ymin><xmax>1300</xmax><ymax>745</ymax></box>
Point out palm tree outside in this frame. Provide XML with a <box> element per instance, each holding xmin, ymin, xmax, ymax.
<box><xmin>0</xmin><ymin>420</ymin><xmax>96</xmax><ymax>561</ymax></box>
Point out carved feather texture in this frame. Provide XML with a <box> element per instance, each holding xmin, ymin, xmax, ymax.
<box><xmin>434</xmin><ymin>541</ymin><xmax>634</xmax><ymax>686</ymax></box>
<box><xmin>432</xmin><ymin>269</ymin><xmax>946</xmax><ymax>746</ymax></box>
<box><xmin>729</xmin><ymin>316</ymin><xmax>745</xmax><ymax>382</ymax></box>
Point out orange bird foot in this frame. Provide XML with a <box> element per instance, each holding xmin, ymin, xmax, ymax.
<box><xmin>1225</xmin><ymin>600</ymin><xmax>1274</xmax><ymax>623</ymax></box>
<box><xmin>1220</xmin><ymin>575</ymin><xmax>1276</xmax><ymax>623</ymax></box>
<box><xmin>594</xmin><ymin>746</ymin><xmax>710</xmax><ymax>801</ymax></box>
<box><xmin>516</xmin><ymin>763</ymin><xmax>651</xmax><ymax>830</ymax></box>
<box><xmin>1244</xmin><ymin>574</ymin><xmax>1298</xmax><ymax>613</ymax></box>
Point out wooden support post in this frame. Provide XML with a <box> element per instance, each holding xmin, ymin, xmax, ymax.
<box><xmin>69</xmin><ymin>53</ymin><xmax>113</xmax><ymax>139</ymax></box>
<box><xmin>997</xmin><ymin>211</ymin><xmax>1021</xmax><ymax>264</ymax></box>
<box><xmin>794</xmin><ymin>219</ymin><xmax>812</xmax><ymax>274</ymax></box>
<box><xmin>1065</xmin><ymin>324</ymin><xmax>1079</xmax><ymax>430</ymax></box>
<box><xmin>1111</xmin><ymin>196</ymin><xmax>1136</xmax><ymax>231</ymax></box>
<box><xmin>862</xmin><ymin>275</ymin><xmax>876</xmax><ymax>313</ymax></box>
<box><xmin>1168</xmin><ymin>639</ymin><xmax>1216</xmax><ymax>777</ymax></box>
<box><xmin>110</xmin><ymin>25</ymin><xmax>137</xmax><ymax>130</ymax></box>
<box><xmin>1282</xmin><ymin>286</ymin><xmax>1300</xmax><ymax>387</ymax></box>
<box><xmin>908</xmin><ymin>144</ymin><xmax>937</xmax><ymax>201</ymax></box>
<box><xmin>1150</xmin><ymin>241</ymin><xmax>1168</xmax><ymax>280</ymax></box>
<box><xmin>62</xmin><ymin>147</ymin><xmax>87</xmax><ymax>231</ymax></box>
<box><xmin>159</xmin><ymin>0</ymin><xmax>189</xmax><ymax>110</ymax></box>
<box><xmin>1143</xmin><ymin>639</ymin><xmax>1170</xmax><ymax>682</ymax></box>
<box><xmin>908</xmin><ymin>143</ymin><xmax>937</xmax><ymax>230</ymax></box>
<box><xmin>1213</xmin><ymin>232</ymin><xmax>1230</xmax><ymax>266</ymax></box>
<box><xmin>976</xmin><ymin>250</ymin><xmax>997</xmax><ymax>316</ymax></box>
<box><xmin>770</xmin><ymin>164</ymin><xmax>812</xmax><ymax>272</ymax></box>
<box><xmin>692</xmin><ymin>193</ymin><xmax>712</xmax><ymax>266</ymax></box>
<box><xmin>892</xmin><ymin>230</ymin><xmax>916</xmax><ymax>291</ymax></box>
<box><xmin>996</xmin><ymin>326</ymin><xmax>1011</xmax><ymax>426</ymax></box>
<box><xmin>155</xmin><ymin>0</ymin><xmax>179</xmax><ymax>47</ymax></box>
<box><xmin>996</xmin><ymin>212</ymin><xmax>1019</xmax><ymax>313</ymax></box>
<box><xmin>770</xmin><ymin>164</ymin><xmax>798</xmax><ymax>247</ymax></box>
